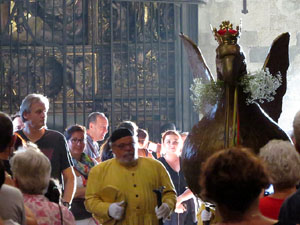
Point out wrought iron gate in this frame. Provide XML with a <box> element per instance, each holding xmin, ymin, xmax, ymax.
<box><xmin>0</xmin><ymin>0</ymin><xmax>203</xmax><ymax>141</ymax></box>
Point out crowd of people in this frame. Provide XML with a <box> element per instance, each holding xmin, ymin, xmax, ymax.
<box><xmin>0</xmin><ymin>92</ymin><xmax>300</xmax><ymax>225</ymax></box>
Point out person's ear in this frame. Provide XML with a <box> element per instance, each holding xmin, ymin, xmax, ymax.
<box><xmin>89</xmin><ymin>122</ymin><xmax>94</xmax><ymax>130</ymax></box>
<box><xmin>4</xmin><ymin>172</ymin><xmax>15</xmax><ymax>186</ymax></box>
<box><xmin>23</xmin><ymin>112</ymin><xmax>29</xmax><ymax>121</ymax></box>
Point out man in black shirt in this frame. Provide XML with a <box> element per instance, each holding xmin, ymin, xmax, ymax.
<box><xmin>278</xmin><ymin>188</ymin><xmax>300</xmax><ymax>224</ymax></box>
<box><xmin>278</xmin><ymin>110</ymin><xmax>300</xmax><ymax>225</ymax></box>
<box><xmin>17</xmin><ymin>93</ymin><xmax>75</xmax><ymax>207</ymax></box>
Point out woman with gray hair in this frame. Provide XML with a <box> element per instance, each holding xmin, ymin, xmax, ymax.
<box><xmin>10</xmin><ymin>144</ymin><xmax>75</xmax><ymax>225</ymax></box>
<box><xmin>259</xmin><ymin>139</ymin><xmax>300</xmax><ymax>220</ymax></box>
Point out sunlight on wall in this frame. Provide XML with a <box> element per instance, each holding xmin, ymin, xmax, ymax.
<box><xmin>278</xmin><ymin>60</ymin><xmax>300</xmax><ymax>134</ymax></box>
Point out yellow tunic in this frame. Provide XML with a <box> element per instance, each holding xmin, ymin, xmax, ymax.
<box><xmin>85</xmin><ymin>157</ymin><xmax>176</xmax><ymax>225</ymax></box>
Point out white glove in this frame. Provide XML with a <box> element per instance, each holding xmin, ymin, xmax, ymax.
<box><xmin>155</xmin><ymin>203</ymin><xmax>171</xmax><ymax>220</ymax></box>
<box><xmin>108</xmin><ymin>201</ymin><xmax>125</xmax><ymax>220</ymax></box>
<box><xmin>201</xmin><ymin>208</ymin><xmax>212</xmax><ymax>221</ymax></box>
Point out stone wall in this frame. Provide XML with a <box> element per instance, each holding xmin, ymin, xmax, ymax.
<box><xmin>195</xmin><ymin>0</ymin><xmax>300</xmax><ymax>132</ymax></box>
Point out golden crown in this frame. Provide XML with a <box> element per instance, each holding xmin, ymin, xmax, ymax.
<box><xmin>212</xmin><ymin>21</ymin><xmax>241</xmax><ymax>45</ymax></box>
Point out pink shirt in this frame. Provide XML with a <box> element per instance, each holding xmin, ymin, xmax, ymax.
<box><xmin>24</xmin><ymin>194</ymin><xmax>75</xmax><ymax>225</ymax></box>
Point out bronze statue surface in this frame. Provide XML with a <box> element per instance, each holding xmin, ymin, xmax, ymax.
<box><xmin>180</xmin><ymin>21</ymin><xmax>290</xmax><ymax>196</ymax></box>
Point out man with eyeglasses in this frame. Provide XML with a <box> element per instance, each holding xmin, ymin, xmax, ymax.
<box><xmin>16</xmin><ymin>93</ymin><xmax>75</xmax><ymax>209</ymax></box>
<box><xmin>85</xmin><ymin>128</ymin><xmax>177</xmax><ymax>225</ymax></box>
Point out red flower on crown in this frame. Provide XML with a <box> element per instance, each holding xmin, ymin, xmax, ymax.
<box><xmin>212</xmin><ymin>21</ymin><xmax>240</xmax><ymax>45</ymax></box>
<box><xmin>217</xmin><ymin>29</ymin><xmax>238</xmax><ymax>35</ymax></box>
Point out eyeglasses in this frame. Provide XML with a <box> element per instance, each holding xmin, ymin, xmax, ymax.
<box><xmin>114</xmin><ymin>142</ymin><xmax>136</xmax><ymax>150</ymax></box>
<box><xmin>70</xmin><ymin>138</ymin><xmax>85</xmax><ymax>144</ymax></box>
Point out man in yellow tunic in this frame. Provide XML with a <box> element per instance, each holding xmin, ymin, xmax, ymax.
<box><xmin>85</xmin><ymin>128</ymin><xmax>176</xmax><ymax>225</ymax></box>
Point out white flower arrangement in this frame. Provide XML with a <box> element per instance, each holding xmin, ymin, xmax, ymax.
<box><xmin>240</xmin><ymin>68</ymin><xmax>282</xmax><ymax>105</ymax></box>
<box><xmin>190</xmin><ymin>78</ymin><xmax>224</xmax><ymax>113</ymax></box>
<box><xmin>190</xmin><ymin>68</ymin><xmax>282</xmax><ymax>113</ymax></box>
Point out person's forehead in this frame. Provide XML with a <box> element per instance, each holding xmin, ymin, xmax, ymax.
<box><xmin>31</xmin><ymin>101</ymin><xmax>46</xmax><ymax>110</ymax></box>
<box><xmin>71</xmin><ymin>131</ymin><xmax>85</xmax><ymax>137</ymax></box>
<box><xmin>165</xmin><ymin>134</ymin><xmax>179</xmax><ymax>140</ymax></box>
<box><xmin>114</xmin><ymin>136</ymin><xmax>134</xmax><ymax>145</ymax></box>
<box><xmin>165</xmin><ymin>134</ymin><xmax>179</xmax><ymax>138</ymax></box>
<box><xmin>96</xmin><ymin>116</ymin><xmax>108</xmax><ymax>124</ymax></box>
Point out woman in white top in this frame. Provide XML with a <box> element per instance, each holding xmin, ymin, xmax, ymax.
<box><xmin>65</xmin><ymin>124</ymin><xmax>98</xmax><ymax>225</ymax></box>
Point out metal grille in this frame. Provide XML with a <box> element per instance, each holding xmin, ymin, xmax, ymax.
<box><xmin>0</xmin><ymin>0</ymin><xmax>200</xmax><ymax>142</ymax></box>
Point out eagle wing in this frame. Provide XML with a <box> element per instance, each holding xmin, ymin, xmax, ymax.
<box><xmin>179</xmin><ymin>32</ymin><xmax>214</xmax><ymax>83</ymax></box>
<box><xmin>260</xmin><ymin>32</ymin><xmax>290</xmax><ymax>122</ymax></box>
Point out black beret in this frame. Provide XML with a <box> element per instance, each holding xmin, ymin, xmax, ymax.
<box><xmin>110</xmin><ymin>128</ymin><xmax>134</xmax><ymax>143</ymax></box>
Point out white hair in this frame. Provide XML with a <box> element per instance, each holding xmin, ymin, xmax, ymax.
<box><xmin>10</xmin><ymin>143</ymin><xmax>51</xmax><ymax>194</ymax></box>
<box><xmin>259</xmin><ymin>139</ymin><xmax>300</xmax><ymax>190</ymax></box>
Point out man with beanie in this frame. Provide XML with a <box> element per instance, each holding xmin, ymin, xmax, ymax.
<box><xmin>85</xmin><ymin>128</ymin><xmax>176</xmax><ymax>225</ymax></box>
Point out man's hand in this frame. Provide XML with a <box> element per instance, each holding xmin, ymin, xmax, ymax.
<box><xmin>108</xmin><ymin>201</ymin><xmax>125</xmax><ymax>220</ymax></box>
<box><xmin>175</xmin><ymin>203</ymin><xmax>186</xmax><ymax>213</ymax></box>
<box><xmin>155</xmin><ymin>203</ymin><xmax>171</xmax><ymax>220</ymax></box>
